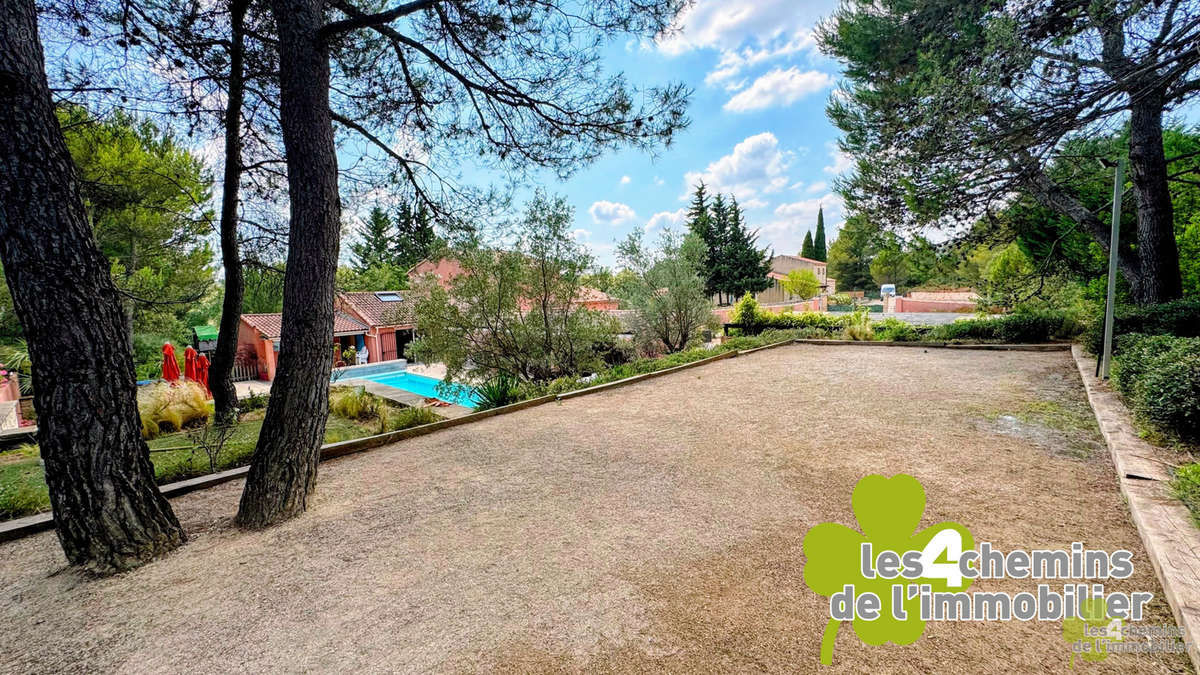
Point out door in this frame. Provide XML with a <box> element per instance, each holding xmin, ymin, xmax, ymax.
<box><xmin>379</xmin><ymin>330</ymin><xmax>398</xmax><ymax>361</ymax></box>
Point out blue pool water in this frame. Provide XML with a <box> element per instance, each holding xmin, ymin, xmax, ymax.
<box><xmin>356</xmin><ymin>370</ymin><xmax>480</xmax><ymax>408</ymax></box>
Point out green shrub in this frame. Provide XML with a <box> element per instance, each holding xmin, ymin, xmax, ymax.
<box><xmin>474</xmin><ymin>373</ymin><xmax>524</xmax><ymax>411</ymax></box>
<box><xmin>719</xmin><ymin>336</ymin><xmax>766</xmax><ymax>351</ymax></box>
<box><xmin>1111</xmin><ymin>334</ymin><xmax>1200</xmax><ymax>444</ymax></box>
<box><xmin>1084</xmin><ymin>298</ymin><xmax>1200</xmax><ymax>355</ymax></box>
<box><xmin>239</xmin><ymin>392</ymin><xmax>269</xmax><ymax>412</ymax></box>
<box><xmin>842</xmin><ymin>308</ymin><xmax>874</xmax><ymax>341</ymax></box>
<box><xmin>730</xmin><ymin>293</ymin><xmax>765</xmax><ymax>328</ymax></box>
<box><xmin>1110</xmin><ymin>334</ymin><xmax>1181</xmax><ymax>400</ymax></box>
<box><xmin>1139</xmin><ymin>351</ymin><xmax>1200</xmax><ymax>443</ymax></box>
<box><xmin>329</xmin><ymin>386</ymin><xmax>379</xmax><ymax>420</ymax></box>
<box><xmin>378</xmin><ymin>405</ymin><xmax>439</xmax><ymax>433</ymax></box>
<box><xmin>873</xmin><ymin>318</ymin><xmax>920</xmax><ymax>342</ymax></box>
<box><xmin>1170</xmin><ymin>463</ymin><xmax>1200</xmax><ymax>526</ymax></box>
<box><xmin>931</xmin><ymin>318</ymin><xmax>998</xmax><ymax>341</ymax></box>
<box><xmin>994</xmin><ymin>310</ymin><xmax>1065</xmax><ymax>343</ymax></box>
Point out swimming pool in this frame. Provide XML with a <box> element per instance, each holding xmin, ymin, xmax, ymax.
<box><xmin>353</xmin><ymin>370</ymin><xmax>480</xmax><ymax>408</ymax></box>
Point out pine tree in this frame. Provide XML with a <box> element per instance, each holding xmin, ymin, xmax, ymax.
<box><xmin>814</xmin><ymin>206</ymin><xmax>827</xmax><ymax>261</ymax></box>
<box><xmin>393</xmin><ymin>200</ymin><xmax>437</xmax><ymax>269</ymax></box>
<box><xmin>709</xmin><ymin>193</ymin><xmax>731</xmax><ymax>301</ymax></box>
<box><xmin>723</xmin><ymin>198</ymin><xmax>771</xmax><ymax>298</ymax></box>
<box><xmin>801</xmin><ymin>230</ymin><xmax>815</xmax><ymax>258</ymax></box>
<box><xmin>350</xmin><ymin>206</ymin><xmax>395</xmax><ymax>272</ymax></box>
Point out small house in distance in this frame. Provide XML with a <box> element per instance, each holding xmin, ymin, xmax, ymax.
<box><xmin>335</xmin><ymin>291</ymin><xmax>419</xmax><ymax>364</ymax></box>
<box><xmin>236</xmin><ymin>290</ymin><xmax>419</xmax><ymax>381</ymax></box>
<box><xmin>729</xmin><ymin>254</ymin><xmax>837</xmax><ymax>306</ymax></box>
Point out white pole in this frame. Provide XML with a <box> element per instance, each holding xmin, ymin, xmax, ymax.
<box><xmin>1101</xmin><ymin>159</ymin><xmax>1124</xmax><ymax>379</ymax></box>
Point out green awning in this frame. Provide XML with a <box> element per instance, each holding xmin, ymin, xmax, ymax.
<box><xmin>192</xmin><ymin>325</ymin><xmax>219</xmax><ymax>341</ymax></box>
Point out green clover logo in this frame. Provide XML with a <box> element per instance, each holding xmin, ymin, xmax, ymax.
<box><xmin>1062</xmin><ymin>597</ymin><xmax>1121</xmax><ymax>668</ymax></box>
<box><xmin>802</xmin><ymin>474</ymin><xmax>974</xmax><ymax>665</ymax></box>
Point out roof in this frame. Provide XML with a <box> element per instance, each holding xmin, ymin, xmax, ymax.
<box><xmin>774</xmin><ymin>254</ymin><xmax>827</xmax><ymax>266</ymax></box>
<box><xmin>241</xmin><ymin>312</ymin><xmax>368</xmax><ymax>340</ymax></box>
<box><xmin>337</xmin><ymin>291</ymin><xmax>419</xmax><ymax>327</ymax></box>
<box><xmin>192</xmin><ymin>325</ymin><xmax>219</xmax><ymax>341</ymax></box>
<box><xmin>575</xmin><ymin>286</ymin><xmax>615</xmax><ymax>303</ymax></box>
<box><xmin>767</xmin><ymin>271</ymin><xmax>788</xmax><ymax>281</ymax></box>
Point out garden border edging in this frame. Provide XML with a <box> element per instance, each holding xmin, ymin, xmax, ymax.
<box><xmin>1071</xmin><ymin>345</ymin><xmax>1200</xmax><ymax>670</ymax></box>
<box><xmin>793</xmin><ymin>338</ymin><xmax>1069</xmax><ymax>351</ymax></box>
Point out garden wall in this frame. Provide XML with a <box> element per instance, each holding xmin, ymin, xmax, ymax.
<box><xmin>889</xmin><ymin>296</ymin><xmax>976</xmax><ymax>313</ymax></box>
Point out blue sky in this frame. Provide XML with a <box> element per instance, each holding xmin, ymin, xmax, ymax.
<box><xmin>481</xmin><ymin>0</ymin><xmax>847</xmax><ymax>268</ymax></box>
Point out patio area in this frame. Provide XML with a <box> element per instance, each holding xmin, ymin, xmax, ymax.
<box><xmin>0</xmin><ymin>345</ymin><xmax>1185</xmax><ymax>672</ymax></box>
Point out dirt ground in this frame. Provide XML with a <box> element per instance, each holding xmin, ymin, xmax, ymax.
<box><xmin>0</xmin><ymin>345</ymin><xmax>1190</xmax><ymax>673</ymax></box>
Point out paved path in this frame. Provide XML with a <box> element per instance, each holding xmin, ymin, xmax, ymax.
<box><xmin>0</xmin><ymin>345</ymin><xmax>1184</xmax><ymax>672</ymax></box>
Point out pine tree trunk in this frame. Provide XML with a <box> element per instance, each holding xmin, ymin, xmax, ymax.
<box><xmin>235</xmin><ymin>0</ymin><xmax>339</xmax><ymax>528</ymax></box>
<box><xmin>1126</xmin><ymin>95</ymin><xmax>1183</xmax><ymax>305</ymax></box>
<box><xmin>0</xmin><ymin>0</ymin><xmax>185</xmax><ymax>572</ymax></box>
<box><xmin>210</xmin><ymin>0</ymin><xmax>248</xmax><ymax>423</ymax></box>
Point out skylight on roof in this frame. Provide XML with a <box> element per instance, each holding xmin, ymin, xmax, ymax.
<box><xmin>375</xmin><ymin>292</ymin><xmax>402</xmax><ymax>302</ymax></box>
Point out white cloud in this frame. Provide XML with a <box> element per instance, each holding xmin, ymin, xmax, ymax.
<box><xmin>657</xmin><ymin>1</ymin><xmax>828</xmax><ymax>56</ymax></box>
<box><xmin>806</xmin><ymin>180</ymin><xmax>829</xmax><ymax>194</ymax></box>
<box><xmin>761</xmin><ymin>194</ymin><xmax>844</xmax><ymax>255</ymax></box>
<box><xmin>704</xmin><ymin>32</ymin><xmax>819</xmax><ymax>88</ymax></box>
<box><xmin>646</xmin><ymin>208</ymin><xmax>687</xmax><ymax>232</ymax></box>
<box><xmin>589</xmin><ymin>200</ymin><xmax>637</xmax><ymax>225</ymax></box>
<box><xmin>620</xmin><ymin>175</ymin><xmax>632</xmax><ymax>185</ymax></box>
<box><xmin>572</xmin><ymin>228</ymin><xmax>592</xmax><ymax>241</ymax></box>
<box><xmin>654</xmin><ymin>176</ymin><xmax>666</xmax><ymax>187</ymax></box>
<box><xmin>823</xmin><ymin>142</ymin><xmax>854</xmax><ymax>175</ymax></box>
<box><xmin>724</xmin><ymin>67</ymin><xmax>834</xmax><ymax>112</ymax></box>
<box><xmin>683</xmin><ymin>132</ymin><xmax>792</xmax><ymax>203</ymax></box>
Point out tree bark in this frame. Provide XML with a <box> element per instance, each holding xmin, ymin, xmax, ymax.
<box><xmin>236</xmin><ymin>0</ymin><xmax>340</xmax><ymax>528</ymax></box>
<box><xmin>1126</xmin><ymin>94</ymin><xmax>1183</xmax><ymax>304</ymax></box>
<box><xmin>1016</xmin><ymin>155</ymin><xmax>1144</xmax><ymax>296</ymax></box>
<box><xmin>210</xmin><ymin>0</ymin><xmax>249</xmax><ymax>424</ymax></box>
<box><xmin>0</xmin><ymin>0</ymin><xmax>185</xmax><ymax>572</ymax></box>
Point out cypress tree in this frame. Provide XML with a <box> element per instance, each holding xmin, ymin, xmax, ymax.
<box><xmin>393</xmin><ymin>200</ymin><xmax>437</xmax><ymax>268</ymax></box>
<box><xmin>814</xmin><ymin>206</ymin><xmax>827</xmax><ymax>261</ymax></box>
<box><xmin>801</xmin><ymin>230</ymin><xmax>815</xmax><ymax>258</ymax></box>
<box><xmin>709</xmin><ymin>193</ymin><xmax>730</xmax><ymax>301</ymax></box>
<box><xmin>686</xmin><ymin>182</ymin><xmax>718</xmax><ymax>297</ymax></box>
<box><xmin>724</xmin><ymin>198</ymin><xmax>771</xmax><ymax>298</ymax></box>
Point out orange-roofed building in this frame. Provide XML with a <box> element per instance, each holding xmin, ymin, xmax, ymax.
<box><xmin>236</xmin><ymin>290</ymin><xmax>420</xmax><ymax>381</ymax></box>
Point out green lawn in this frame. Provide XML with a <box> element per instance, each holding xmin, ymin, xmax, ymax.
<box><xmin>0</xmin><ymin>413</ymin><xmax>382</xmax><ymax>521</ymax></box>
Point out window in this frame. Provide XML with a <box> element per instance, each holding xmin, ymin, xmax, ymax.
<box><xmin>375</xmin><ymin>292</ymin><xmax>402</xmax><ymax>302</ymax></box>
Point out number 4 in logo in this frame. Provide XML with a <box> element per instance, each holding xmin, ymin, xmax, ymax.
<box><xmin>918</xmin><ymin>528</ymin><xmax>965</xmax><ymax>588</ymax></box>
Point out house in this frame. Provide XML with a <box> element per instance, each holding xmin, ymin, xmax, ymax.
<box><xmin>727</xmin><ymin>254</ymin><xmax>837</xmax><ymax>306</ymax></box>
<box><xmin>408</xmin><ymin>257</ymin><xmax>619</xmax><ymax>311</ymax></box>
<box><xmin>335</xmin><ymin>291</ymin><xmax>418</xmax><ymax>364</ymax></box>
<box><xmin>236</xmin><ymin>290</ymin><xmax>420</xmax><ymax>381</ymax></box>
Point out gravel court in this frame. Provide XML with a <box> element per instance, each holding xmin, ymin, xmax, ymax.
<box><xmin>0</xmin><ymin>344</ymin><xmax>1188</xmax><ymax>673</ymax></box>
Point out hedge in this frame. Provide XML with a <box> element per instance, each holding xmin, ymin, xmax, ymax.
<box><xmin>928</xmin><ymin>309</ymin><xmax>1080</xmax><ymax>343</ymax></box>
<box><xmin>1111</xmin><ymin>333</ymin><xmax>1200</xmax><ymax>444</ymax></box>
<box><xmin>1083</xmin><ymin>298</ymin><xmax>1200</xmax><ymax>355</ymax></box>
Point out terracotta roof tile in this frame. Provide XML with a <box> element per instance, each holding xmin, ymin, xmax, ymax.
<box><xmin>337</xmin><ymin>291</ymin><xmax>418</xmax><ymax>327</ymax></box>
<box><xmin>241</xmin><ymin>312</ymin><xmax>367</xmax><ymax>340</ymax></box>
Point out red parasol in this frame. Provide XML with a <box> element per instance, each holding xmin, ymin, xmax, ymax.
<box><xmin>184</xmin><ymin>345</ymin><xmax>198</xmax><ymax>381</ymax></box>
<box><xmin>196</xmin><ymin>353</ymin><xmax>211</xmax><ymax>398</ymax></box>
<box><xmin>161</xmin><ymin>343</ymin><xmax>181</xmax><ymax>382</ymax></box>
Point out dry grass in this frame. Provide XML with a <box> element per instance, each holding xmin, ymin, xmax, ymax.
<box><xmin>0</xmin><ymin>345</ymin><xmax>1187</xmax><ymax>673</ymax></box>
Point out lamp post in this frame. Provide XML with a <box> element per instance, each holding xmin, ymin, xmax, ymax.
<box><xmin>1099</xmin><ymin>157</ymin><xmax>1125</xmax><ymax>379</ymax></box>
